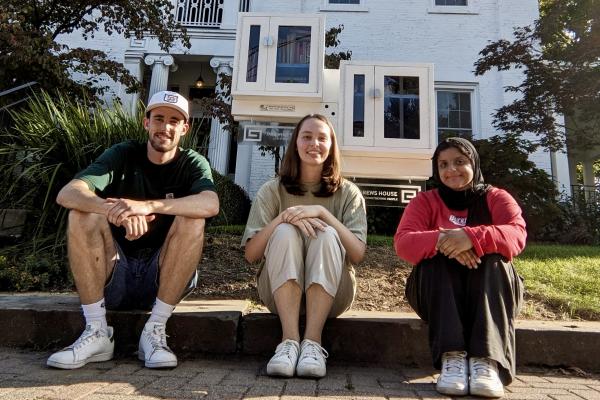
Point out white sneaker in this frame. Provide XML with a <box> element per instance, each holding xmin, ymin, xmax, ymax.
<box><xmin>47</xmin><ymin>321</ymin><xmax>114</xmax><ymax>369</ymax></box>
<box><xmin>138</xmin><ymin>322</ymin><xmax>177</xmax><ymax>368</ymax></box>
<box><xmin>296</xmin><ymin>339</ymin><xmax>328</xmax><ymax>378</ymax></box>
<box><xmin>469</xmin><ymin>357</ymin><xmax>505</xmax><ymax>398</ymax></box>
<box><xmin>436</xmin><ymin>351</ymin><xmax>469</xmax><ymax>396</ymax></box>
<box><xmin>266</xmin><ymin>339</ymin><xmax>300</xmax><ymax>377</ymax></box>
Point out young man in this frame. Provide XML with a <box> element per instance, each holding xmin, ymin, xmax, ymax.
<box><xmin>47</xmin><ymin>91</ymin><xmax>219</xmax><ymax>369</ymax></box>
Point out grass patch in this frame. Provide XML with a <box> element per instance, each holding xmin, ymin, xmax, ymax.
<box><xmin>367</xmin><ymin>234</ymin><xmax>393</xmax><ymax>246</ymax></box>
<box><xmin>514</xmin><ymin>243</ymin><xmax>600</xmax><ymax>320</ymax></box>
<box><xmin>207</xmin><ymin>224</ymin><xmax>245</xmax><ymax>235</ymax></box>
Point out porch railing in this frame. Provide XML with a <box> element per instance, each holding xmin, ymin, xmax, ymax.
<box><xmin>176</xmin><ymin>0</ymin><xmax>250</xmax><ymax>28</ymax></box>
<box><xmin>571</xmin><ymin>184</ymin><xmax>600</xmax><ymax>204</ymax></box>
<box><xmin>0</xmin><ymin>81</ymin><xmax>38</xmax><ymax>112</ymax></box>
<box><xmin>239</xmin><ymin>0</ymin><xmax>250</xmax><ymax>12</ymax></box>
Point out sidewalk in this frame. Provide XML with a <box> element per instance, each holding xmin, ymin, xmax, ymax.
<box><xmin>1</xmin><ymin>347</ymin><xmax>599</xmax><ymax>400</ymax></box>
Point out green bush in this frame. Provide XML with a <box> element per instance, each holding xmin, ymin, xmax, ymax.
<box><xmin>472</xmin><ymin>133</ymin><xmax>565</xmax><ymax>242</ymax></box>
<box><xmin>543</xmin><ymin>195</ymin><xmax>600</xmax><ymax>245</ymax></box>
<box><xmin>366</xmin><ymin>207</ymin><xmax>402</xmax><ymax>236</ymax></box>
<box><xmin>210</xmin><ymin>171</ymin><xmax>251</xmax><ymax>226</ymax></box>
<box><xmin>0</xmin><ymin>252</ymin><xmax>71</xmax><ymax>291</ymax></box>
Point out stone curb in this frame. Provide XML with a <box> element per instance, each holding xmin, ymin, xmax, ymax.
<box><xmin>1</xmin><ymin>293</ymin><xmax>599</xmax><ymax>371</ymax></box>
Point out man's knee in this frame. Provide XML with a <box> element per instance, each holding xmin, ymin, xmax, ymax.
<box><xmin>170</xmin><ymin>216</ymin><xmax>205</xmax><ymax>239</ymax></box>
<box><xmin>68</xmin><ymin>209</ymin><xmax>107</xmax><ymax>235</ymax></box>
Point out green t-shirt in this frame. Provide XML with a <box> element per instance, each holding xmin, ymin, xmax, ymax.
<box><xmin>241</xmin><ymin>178</ymin><xmax>367</xmax><ymax>267</ymax></box>
<box><xmin>75</xmin><ymin>140</ymin><xmax>215</xmax><ymax>252</ymax></box>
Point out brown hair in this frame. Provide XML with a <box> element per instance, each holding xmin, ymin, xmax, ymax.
<box><xmin>279</xmin><ymin>114</ymin><xmax>342</xmax><ymax>197</ymax></box>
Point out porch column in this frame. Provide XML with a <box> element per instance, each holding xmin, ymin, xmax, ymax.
<box><xmin>567</xmin><ymin>154</ymin><xmax>578</xmax><ymax>190</ymax></box>
<box><xmin>551</xmin><ymin>150</ymin><xmax>572</xmax><ymax>196</ymax></box>
<box><xmin>583</xmin><ymin>158</ymin><xmax>596</xmax><ymax>202</ymax></box>
<box><xmin>583</xmin><ymin>158</ymin><xmax>595</xmax><ymax>186</ymax></box>
<box><xmin>144</xmin><ymin>54</ymin><xmax>178</xmax><ymax>100</ymax></box>
<box><xmin>123</xmin><ymin>52</ymin><xmax>144</xmax><ymax>115</ymax></box>
<box><xmin>208</xmin><ymin>57</ymin><xmax>234</xmax><ymax>174</ymax></box>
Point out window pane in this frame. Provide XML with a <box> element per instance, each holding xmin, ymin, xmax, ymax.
<box><xmin>383</xmin><ymin>76</ymin><xmax>420</xmax><ymax>140</ymax></box>
<box><xmin>438</xmin><ymin>129</ymin><xmax>473</xmax><ymax>141</ymax></box>
<box><xmin>460</xmin><ymin>111</ymin><xmax>472</xmax><ymax>129</ymax></box>
<box><xmin>460</xmin><ymin>93</ymin><xmax>471</xmax><ymax>111</ymax></box>
<box><xmin>329</xmin><ymin>0</ymin><xmax>360</xmax><ymax>3</ymax></box>
<box><xmin>275</xmin><ymin>26</ymin><xmax>311</xmax><ymax>84</ymax></box>
<box><xmin>447</xmin><ymin>93</ymin><xmax>459</xmax><ymax>110</ymax></box>
<box><xmin>449</xmin><ymin>110</ymin><xmax>460</xmax><ymax>127</ymax></box>
<box><xmin>246</xmin><ymin>25</ymin><xmax>260</xmax><ymax>83</ymax></box>
<box><xmin>438</xmin><ymin>110</ymin><xmax>449</xmax><ymax>128</ymax></box>
<box><xmin>353</xmin><ymin>74</ymin><xmax>365</xmax><ymax>137</ymax></box>
<box><xmin>436</xmin><ymin>90</ymin><xmax>472</xmax><ymax>141</ymax></box>
<box><xmin>437</xmin><ymin>91</ymin><xmax>449</xmax><ymax>112</ymax></box>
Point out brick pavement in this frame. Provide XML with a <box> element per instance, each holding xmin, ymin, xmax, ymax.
<box><xmin>0</xmin><ymin>347</ymin><xmax>598</xmax><ymax>400</ymax></box>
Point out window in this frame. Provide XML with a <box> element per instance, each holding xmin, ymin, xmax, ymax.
<box><xmin>435</xmin><ymin>0</ymin><xmax>467</xmax><ymax>5</ymax></box>
<box><xmin>321</xmin><ymin>0</ymin><xmax>368</xmax><ymax>12</ymax></box>
<box><xmin>428</xmin><ymin>0</ymin><xmax>477</xmax><ymax>14</ymax></box>
<box><xmin>342</xmin><ymin>63</ymin><xmax>434</xmax><ymax>149</ymax></box>
<box><xmin>436</xmin><ymin>90</ymin><xmax>474</xmax><ymax>140</ymax></box>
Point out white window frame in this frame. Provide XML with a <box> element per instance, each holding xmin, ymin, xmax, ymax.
<box><xmin>320</xmin><ymin>0</ymin><xmax>369</xmax><ymax>12</ymax></box>
<box><xmin>428</xmin><ymin>0</ymin><xmax>478</xmax><ymax>15</ymax></box>
<box><xmin>435</xmin><ymin>82</ymin><xmax>480</xmax><ymax>140</ymax></box>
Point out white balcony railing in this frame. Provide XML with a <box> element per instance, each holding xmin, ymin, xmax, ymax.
<box><xmin>571</xmin><ymin>184</ymin><xmax>600</xmax><ymax>205</ymax></box>
<box><xmin>176</xmin><ymin>0</ymin><xmax>250</xmax><ymax>28</ymax></box>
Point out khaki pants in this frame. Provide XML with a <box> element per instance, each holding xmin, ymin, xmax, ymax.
<box><xmin>257</xmin><ymin>223</ymin><xmax>356</xmax><ymax>318</ymax></box>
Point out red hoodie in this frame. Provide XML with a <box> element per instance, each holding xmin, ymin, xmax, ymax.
<box><xmin>394</xmin><ymin>187</ymin><xmax>526</xmax><ymax>265</ymax></box>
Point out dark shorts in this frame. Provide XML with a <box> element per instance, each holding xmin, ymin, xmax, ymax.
<box><xmin>104</xmin><ymin>242</ymin><xmax>198</xmax><ymax>311</ymax></box>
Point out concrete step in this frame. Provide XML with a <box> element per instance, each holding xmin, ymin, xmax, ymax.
<box><xmin>1</xmin><ymin>293</ymin><xmax>599</xmax><ymax>371</ymax></box>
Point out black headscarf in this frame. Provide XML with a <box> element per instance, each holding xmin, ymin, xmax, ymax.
<box><xmin>432</xmin><ymin>137</ymin><xmax>490</xmax><ymax>211</ymax></box>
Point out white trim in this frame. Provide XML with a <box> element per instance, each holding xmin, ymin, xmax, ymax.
<box><xmin>320</xmin><ymin>0</ymin><xmax>369</xmax><ymax>12</ymax></box>
<box><xmin>434</xmin><ymin>82</ymin><xmax>480</xmax><ymax>139</ymax></box>
<box><xmin>428</xmin><ymin>0</ymin><xmax>478</xmax><ymax>15</ymax></box>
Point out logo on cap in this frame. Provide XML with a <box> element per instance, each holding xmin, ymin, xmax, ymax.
<box><xmin>164</xmin><ymin>94</ymin><xmax>179</xmax><ymax>103</ymax></box>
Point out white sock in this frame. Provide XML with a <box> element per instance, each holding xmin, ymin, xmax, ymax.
<box><xmin>81</xmin><ymin>298</ymin><xmax>107</xmax><ymax>330</ymax></box>
<box><xmin>147</xmin><ymin>298</ymin><xmax>175</xmax><ymax>325</ymax></box>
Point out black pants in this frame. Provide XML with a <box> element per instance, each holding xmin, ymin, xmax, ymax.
<box><xmin>405</xmin><ymin>253</ymin><xmax>523</xmax><ymax>385</ymax></box>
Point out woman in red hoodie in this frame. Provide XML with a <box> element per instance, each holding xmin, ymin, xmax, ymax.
<box><xmin>394</xmin><ymin>137</ymin><xmax>525</xmax><ymax>398</ymax></box>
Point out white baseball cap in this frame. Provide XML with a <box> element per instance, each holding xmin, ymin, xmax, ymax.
<box><xmin>146</xmin><ymin>90</ymin><xmax>189</xmax><ymax>120</ymax></box>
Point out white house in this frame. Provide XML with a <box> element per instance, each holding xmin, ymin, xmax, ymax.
<box><xmin>58</xmin><ymin>0</ymin><xmax>575</xmax><ymax>199</ymax></box>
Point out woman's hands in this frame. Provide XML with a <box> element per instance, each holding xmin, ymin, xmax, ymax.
<box><xmin>436</xmin><ymin>227</ymin><xmax>481</xmax><ymax>269</ymax></box>
<box><xmin>280</xmin><ymin>205</ymin><xmax>322</xmax><ymax>222</ymax></box>
<box><xmin>279</xmin><ymin>205</ymin><xmax>327</xmax><ymax>238</ymax></box>
<box><xmin>453</xmin><ymin>249</ymin><xmax>481</xmax><ymax>269</ymax></box>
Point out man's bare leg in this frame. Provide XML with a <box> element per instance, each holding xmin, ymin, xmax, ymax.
<box><xmin>157</xmin><ymin>216</ymin><xmax>205</xmax><ymax>305</ymax></box>
<box><xmin>47</xmin><ymin>210</ymin><xmax>116</xmax><ymax>369</ymax></box>
<box><xmin>67</xmin><ymin>210</ymin><xmax>117</xmax><ymax>304</ymax></box>
<box><xmin>138</xmin><ymin>216</ymin><xmax>205</xmax><ymax>369</ymax></box>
